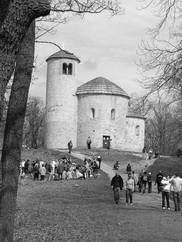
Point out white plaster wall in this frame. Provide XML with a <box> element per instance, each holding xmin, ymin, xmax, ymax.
<box><xmin>77</xmin><ymin>94</ymin><xmax>129</xmax><ymax>149</ymax></box>
<box><xmin>45</xmin><ymin>59</ymin><xmax>78</xmax><ymax>149</ymax></box>
<box><xmin>124</xmin><ymin>117</ymin><xmax>145</xmax><ymax>152</ymax></box>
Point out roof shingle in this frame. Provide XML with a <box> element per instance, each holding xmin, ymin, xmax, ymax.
<box><xmin>76</xmin><ymin>77</ymin><xmax>130</xmax><ymax>98</ymax></box>
<box><xmin>126</xmin><ymin>111</ymin><xmax>146</xmax><ymax>120</ymax></box>
<box><xmin>46</xmin><ymin>49</ymin><xmax>80</xmax><ymax>63</ymax></box>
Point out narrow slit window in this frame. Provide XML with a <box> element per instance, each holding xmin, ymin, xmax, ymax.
<box><xmin>111</xmin><ymin>109</ymin><xmax>115</xmax><ymax>120</ymax></box>
<box><xmin>136</xmin><ymin>125</ymin><xmax>140</xmax><ymax>136</ymax></box>
<box><xmin>90</xmin><ymin>108</ymin><xmax>95</xmax><ymax>119</ymax></box>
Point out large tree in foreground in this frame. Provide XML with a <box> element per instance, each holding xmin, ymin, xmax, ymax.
<box><xmin>0</xmin><ymin>1</ymin><xmax>51</xmax><ymax>241</ymax></box>
<box><xmin>0</xmin><ymin>21</ymin><xmax>36</xmax><ymax>242</ymax></box>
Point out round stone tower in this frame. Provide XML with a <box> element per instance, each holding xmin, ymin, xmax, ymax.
<box><xmin>76</xmin><ymin>77</ymin><xmax>130</xmax><ymax>149</ymax></box>
<box><xmin>45</xmin><ymin>49</ymin><xmax>80</xmax><ymax>149</ymax></box>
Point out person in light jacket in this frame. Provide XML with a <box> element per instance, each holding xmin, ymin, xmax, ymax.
<box><xmin>161</xmin><ymin>177</ymin><xmax>171</xmax><ymax>210</ymax></box>
<box><xmin>170</xmin><ymin>174</ymin><xmax>182</xmax><ymax>211</ymax></box>
<box><xmin>125</xmin><ymin>173</ymin><xmax>134</xmax><ymax>205</ymax></box>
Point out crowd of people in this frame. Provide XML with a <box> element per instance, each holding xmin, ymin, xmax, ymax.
<box><xmin>111</xmin><ymin>164</ymin><xmax>182</xmax><ymax>212</ymax></box>
<box><xmin>19</xmin><ymin>155</ymin><xmax>101</xmax><ymax>181</ymax></box>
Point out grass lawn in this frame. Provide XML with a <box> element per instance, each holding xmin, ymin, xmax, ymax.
<box><xmin>21</xmin><ymin>148</ymin><xmax>79</xmax><ymax>164</ymax></box>
<box><xmin>147</xmin><ymin>156</ymin><xmax>182</xmax><ymax>179</ymax></box>
<box><xmin>14</xmin><ymin>148</ymin><xmax>182</xmax><ymax>242</ymax></box>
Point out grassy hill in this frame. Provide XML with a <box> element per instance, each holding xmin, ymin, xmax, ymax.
<box><xmin>147</xmin><ymin>156</ymin><xmax>182</xmax><ymax>179</ymax></box>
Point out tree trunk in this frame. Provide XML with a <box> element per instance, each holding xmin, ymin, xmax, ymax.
<box><xmin>0</xmin><ymin>0</ymin><xmax>11</xmax><ymax>24</ymax></box>
<box><xmin>0</xmin><ymin>21</ymin><xmax>35</xmax><ymax>242</ymax></box>
<box><xmin>0</xmin><ymin>0</ymin><xmax>50</xmax><ymax>122</ymax></box>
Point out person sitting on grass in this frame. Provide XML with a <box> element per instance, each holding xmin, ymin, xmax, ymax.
<box><xmin>92</xmin><ymin>160</ymin><xmax>99</xmax><ymax>178</ymax></box>
<box><xmin>111</xmin><ymin>171</ymin><xmax>124</xmax><ymax>204</ymax></box>
<box><xmin>75</xmin><ymin>166</ymin><xmax>84</xmax><ymax>179</ymax></box>
<box><xmin>125</xmin><ymin>173</ymin><xmax>134</xmax><ymax>205</ymax></box>
<box><xmin>113</xmin><ymin>161</ymin><xmax>120</xmax><ymax>170</ymax></box>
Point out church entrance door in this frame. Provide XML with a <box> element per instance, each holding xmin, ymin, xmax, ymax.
<box><xmin>103</xmin><ymin>136</ymin><xmax>110</xmax><ymax>149</ymax></box>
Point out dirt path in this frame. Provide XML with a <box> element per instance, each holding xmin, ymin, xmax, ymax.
<box><xmin>70</xmin><ymin>151</ymin><xmax>178</xmax><ymax>215</ymax></box>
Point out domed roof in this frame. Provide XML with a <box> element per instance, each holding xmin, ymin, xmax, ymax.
<box><xmin>46</xmin><ymin>49</ymin><xmax>80</xmax><ymax>63</ymax></box>
<box><xmin>76</xmin><ymin>77</ymin><xmax>129</xmax><ymax>98</ymax></box>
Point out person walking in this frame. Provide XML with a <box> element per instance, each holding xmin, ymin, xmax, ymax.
<box><xmin>170</xmin><ymin>174</ymin><xmax>182</xmax><ymax>211</ymax></box>
<box><xmin>126</xmin><ymin>163</ymin><xmax>132</xmax><ymax>175</ymax></box>
<box><xmin>155</xmin><ymin>171</ymin><xmax>163</xmax><ymax>193</ymax></box>
<box><xmin>97</xmin><ymin>155</ymin><xmax>102</xmax><ymax>169</ymax></box>
<box><xmin>161</xmin><ymin>177</ymin><xmax>171</xmax><ymax>210</ymax></box>
<box><xmin>142</xmin><ymin>146</ymin><xmax>147</xmax><ymax>160</ymax></box>
<box><xmin>111</xmin><ymin>171</ymin><xmax>124</xmax><ymax>204</ymax></box>
<box><xmin>148</xmin><ymin>148</ymin><xmax>153</xmax><ymax>160</ymax></box>
<box><xmin>68</xmin><ymin>140</ymin><xmax>73</xmax><ymax>154</ymax></box>
<box><xmin>147</xmin><ymin>172</ymin><xmax>152</xmax><ymax>193</ymax></box>
<box><xmin>142</xmin><ymin>171</ymin><xmax>148</xmax><ymax>193</ymax></box>
<box><xmin>132</xmin><ymin>171</ymin><xmax>138</xmax><ymax>192</ymax></box>
<box><xmin>87</xmin><ymin>136</ymin><xmax>92</xmax><ymax>149</ymax></box>
<box><xmin>138</xmin><ymin>170</ymin><xmax>143</xmax><ymax>193</ymax></box>
<box><xmin>57</xmin><ymin>161</ymin><xmax>64</xmax><ymax>180</ymax></box>
<box><xmin>125</xmin><ymin>173</ymin><xmax>134</xmax><ymax>205</ymax></box>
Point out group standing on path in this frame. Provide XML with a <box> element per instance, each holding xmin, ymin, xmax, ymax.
<box><xmin>111</xmin><ymin>163</ymin><xmax>182</xmax><ymax>213</ymax></box>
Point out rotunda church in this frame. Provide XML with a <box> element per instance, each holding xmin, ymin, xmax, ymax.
<box><xmin>45</xmin><ymin>49</ymin><xmax>145</xmax><ymax>152</ymax></box>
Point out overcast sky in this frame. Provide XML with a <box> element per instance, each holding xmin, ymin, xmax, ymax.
<box><xmin>30</xmin><ymin>1</ymin><xmax>157</xmax><ymax>101</ymax></box>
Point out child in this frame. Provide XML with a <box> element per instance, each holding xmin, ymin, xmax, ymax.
<box><xmin>125</xmin><ymin>173</ymin><xmax>134</xmax><ymax>205</ymax></box>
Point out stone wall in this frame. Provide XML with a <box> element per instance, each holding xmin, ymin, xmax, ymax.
<box><xmin>123</xmin><ymin>117</ymin><xmax>145</xmax><ymax>152</ymax></box>
<box><xmin>45</xmin><ymin>58</ymin><xmax>78</xmax><ymax>149</ymax></box>
<box><xmin>77</xmin><ymin>94</ymin><xmax>129</xmax><ymax>149</ymax></box>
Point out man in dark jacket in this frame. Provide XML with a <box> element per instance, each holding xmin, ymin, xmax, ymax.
<box><xmin>111</xmin><ymin>172</ymin><xmax>124</xmax><ymax>204</ymax></box>
<box><xmin>155</xmin><ymin>171</ymin><xmax>163</xmax><ymax>193</ymax></box>
<box><xmin>68</xmin><ymin>140</ymin><xmax>73</xmax><ymax>154</ymax></box>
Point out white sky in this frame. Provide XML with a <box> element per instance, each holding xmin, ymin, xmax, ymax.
<box><xmin>30</xmin><ymin>1</ymin><xmax>158</xmax><ymax>101</ymax></box>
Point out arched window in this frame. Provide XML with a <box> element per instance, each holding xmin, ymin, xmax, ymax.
<box><xmin>135</xmin><ymin>125</ymin><xmax>140</xmax><ymax>136</ymax></box>
<box><xmin>111</xmin><ymin>109</ymin><xmax>115</xmax><ymax>120</ymax></box>
<box><xmin>68</xmin><ymin>63</ymin><xmax>72</xmax><ymax>75</ymax></box>
<box><xmin>63</xmin><ymin>63</ymin><xmax>67</xmax><ymax>74</ymax></box>
<box><xmin>90</xmin><ymin>108</ymin><xmax>95</xmax><ymax>119</ymax></box>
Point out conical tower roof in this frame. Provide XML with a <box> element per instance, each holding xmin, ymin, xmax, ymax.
<box><xmin>46</xmin><ymin>49</ymin><xmax>80</xmax><ymax>63</ymax></box>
